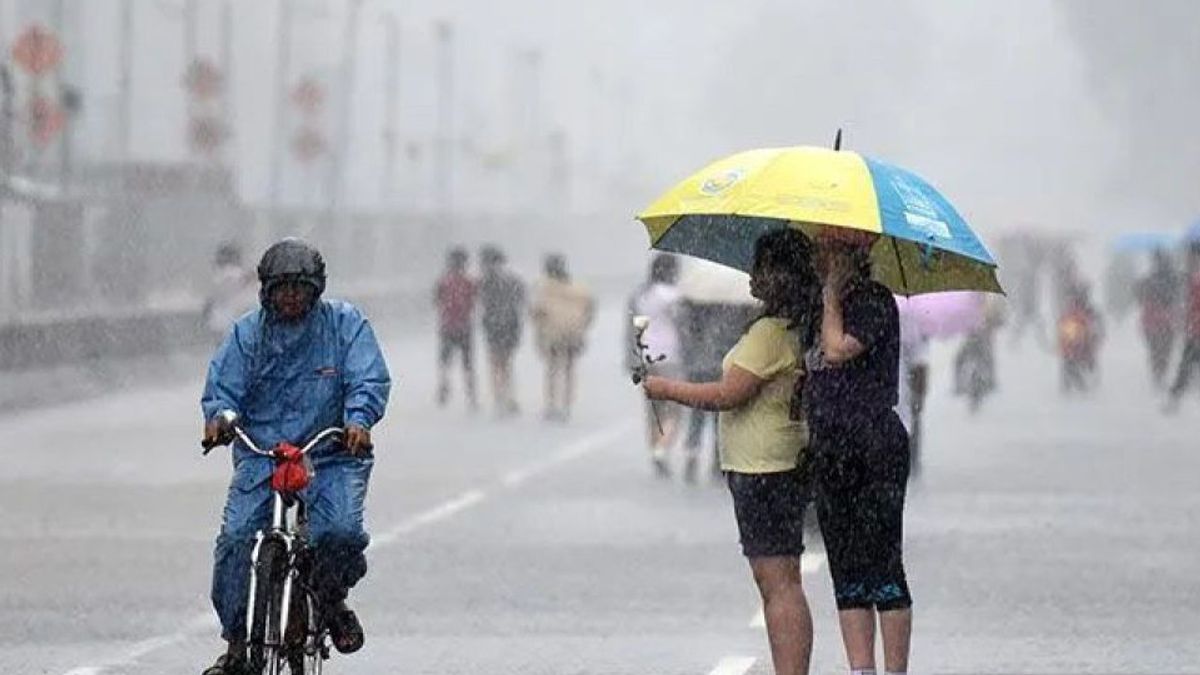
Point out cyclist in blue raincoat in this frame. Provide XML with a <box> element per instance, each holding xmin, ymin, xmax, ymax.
<box><xmin>200</xmin><ymin>238</ymin><xmax>390</xmax><ymax>675</ymax></box>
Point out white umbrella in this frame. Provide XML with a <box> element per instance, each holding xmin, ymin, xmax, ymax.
<box><xmin>676</xmin><ymin>257</ymin><xmax>756</xmax><ymax>305</ymax></box>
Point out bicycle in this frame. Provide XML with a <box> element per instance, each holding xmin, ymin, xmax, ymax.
<box><xmin>202</xmin><ymin>411</ymin><xmax>344</xmax><ymax>675</ymax></box>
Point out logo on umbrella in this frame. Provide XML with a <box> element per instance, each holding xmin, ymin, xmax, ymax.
<box><xmin>700</xmin><ymin>169</ymin><xmax>744</xmax><ymax>196</ymax></box>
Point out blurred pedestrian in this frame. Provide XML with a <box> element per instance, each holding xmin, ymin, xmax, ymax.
<box><xmin>478</xmin><ymin>245</ymin><xmax>526</xmax><ymax>417</ymax></box>
<box><xmin>434</xmin><ymin>246</ymin><xmax>478</xmax><ymax>409</ymax></box>
<box><xmin>1057</xmin><ymin>280</ymin><xmax>1103</xmax><ymax>394</ymax></box>
<box><xmin>644</xmin><ymin>229</ymin><xmax>820</xmax><ymax>675</ymax></box>
<box><xmin>804</xmin><ymin>227</ymin><xmax>912</xmax><ymax>675</ymax></box>
<box><xmin>895</xmin><ymin>303</ymin><xmax>929</xmax><ymax>477</ymax></box>
<box><xmin>1137</xmin><ymin>249</ymin><xmax>1180</xmax><ymax>387</ymax></box>
<box><xmin>1165</xmin><ymin>243</ymin><xmax>1200</xmax><ymax>413</ymax></box>
<box><xmin>202</xmin><ymin>241</ymin><xmax>256</xmax><ymax>345</ymax></box>
<box><xmin>627</xmin><ymin>254</ymin><xmax>684</xmax><ymax>477</ymax></box>
<box><xmin>530</xmin><ymin>253</ymin><xmax>595</xmax><ymax>422</ymax></box>
<box><xmin>953</xmin><ymin>294</ymin><xmax>1005</xmax><ymax>412</ymax></box>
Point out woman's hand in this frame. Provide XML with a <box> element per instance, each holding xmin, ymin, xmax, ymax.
<box><xmin>642</xmin><ymin>375</ymin><xmax>671</xmax><ymax>401</ymax></box>
<box><xmin>823</xmin><ymin>251</ymin><xmax>855</xmax><ymax>298</ymax></box>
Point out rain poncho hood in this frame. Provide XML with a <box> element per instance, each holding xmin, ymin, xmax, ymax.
<box><xmin>201</xmin><ymin>298</ymin><xmax>391</xmax><ymax>477</ymax></box>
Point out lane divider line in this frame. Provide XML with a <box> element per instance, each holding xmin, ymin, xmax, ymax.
<box><xmin>501</xmin><ymin>423</ymin><xmax>636</xmax><ymax>488</ymax></box>
<box><xmin>60</xmin><ymin>422</ymin><xmax>632</xmax><ymax>675</ymax></box>
<box><xmin>372</xmin><ymin>489</ymin><xmax>488</xmax><ymax>546</ymax></box>
<box><xmin>707</xmin><ymin>655</ymin><xmax>757</xmax><ymax>675</ymax></box>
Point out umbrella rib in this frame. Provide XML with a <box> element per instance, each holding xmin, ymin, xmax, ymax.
<box><xmin>892</xmin><ymin>238</ymin><xmax>911</xmax><ymax>296</ymax></box>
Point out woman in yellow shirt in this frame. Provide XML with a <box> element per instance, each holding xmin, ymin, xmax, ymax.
<box><xmin>644</xmin><ymin>229</ymin><xmax>819</xmax><ymax>675</ymax></box>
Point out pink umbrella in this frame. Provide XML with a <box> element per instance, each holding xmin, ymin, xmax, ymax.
<box><xmin>895</xmin><ymin>291</ymin><xmax>985</xmax><ymax>339</ymax></box>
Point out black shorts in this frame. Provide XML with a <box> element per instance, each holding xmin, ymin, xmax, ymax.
<box><xmin>439</xmin><ymin>330</ymin><xmax>474</xmax><ymax>367</ymax></box>
<box><xmin>726</xmin><ymin>467</ymin><xmax>810</xmax><ymax>558</ymax></box>
<box><xmin>812</xmin><ymin>410</ymin><xmax>912</xmax><ymax>611</ymax></box>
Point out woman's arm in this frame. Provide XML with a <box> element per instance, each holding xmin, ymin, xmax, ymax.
<box><xmin>643</xmin><ymin>366</ymin><xmax>765</xmax><ymax>411</ymax></box>
<box><xmin>821</xmin><ymin>284</ymin><xmax>866</xmax><ymax>365</ymax></box>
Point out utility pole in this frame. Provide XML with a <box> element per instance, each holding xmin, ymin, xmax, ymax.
<box><xmin>379</xmin><ymin>12</ymin><xmax>399</xmax><ymax>210</ymax></box>
<box><xmin>219</xmin><ymin>0</ymin><xmax>234</xmax><ymax>161</ymax></box>
<box><xmin>117</xmin><ymin>0</ymin><xmax>133</xmax><ymax>162</ymax></box>
<box><xmin>268</xmin><ymin>0</ymin><xmax>292</xmax><ymax>207</ymax></box>
<box><xmin>325</xmin><ymin>0</ymin><xmax>362</xmax><ymax>218</ymax></box>
<box><xmin>433</xmin><ymin>20</ymin><xmax>455</xmax><ymax>233</ymax></box>
<box><xmin>52</xmin><ymin>0</ymin><xmax>70</xmax><ymax>188</ymax></box>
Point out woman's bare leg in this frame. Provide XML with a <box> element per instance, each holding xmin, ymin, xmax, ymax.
<box><xmin>749</xmin><ymin>556</ymin><xmax>813</xmax><ymax>675</ymax></box>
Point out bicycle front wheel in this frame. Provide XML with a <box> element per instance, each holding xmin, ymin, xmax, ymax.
<box><xmin>248</xmin><ymin>538</ymin><xmax>288</xmax><ymax>675</ymax></box>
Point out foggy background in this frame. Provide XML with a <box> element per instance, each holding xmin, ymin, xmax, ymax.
<box><xmin>0</xmin><ymin>0</ymin><xmax>1195</xmax><ymax>320</ymax></box>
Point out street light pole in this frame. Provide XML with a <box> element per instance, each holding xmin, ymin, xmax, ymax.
<box><xmin>380</xmin><ymin>12</ymin><xmax>399</xmax><ymax>210</ymax></box>
<box><xmin>219</xmin><ymin>0</ymin><xmax>234</xmax><ymax>161</ymax></box>
<box><xmin>117</xmin><ymin>0</ymin><xmax>133</xmax><ymax>162</ymax></box>
<box><xmin>326</xmin><ymin>0</ymin><xmax>362</xmax><ymax>218</ymax></box>
<box><xmin>268</xmin><ymin>0</ymin><xmax>292</xmax><ymax>207</ymax></box>
<box><xmin>433</xmin><ymin>19</ymin><xmax>454</xmax><ymax>234</ymax></box>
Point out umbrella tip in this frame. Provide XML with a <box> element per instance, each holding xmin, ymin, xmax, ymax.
<box><xmin>833</xmin><ymin>128</ymin><xmax>843</xmax><ymax>151</ymax></box>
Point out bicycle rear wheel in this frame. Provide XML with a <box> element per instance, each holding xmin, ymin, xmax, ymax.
<box><xmin>248</xmin><ymin>538</ymin><xmax>288</xmax><ymax>675</ymax></box>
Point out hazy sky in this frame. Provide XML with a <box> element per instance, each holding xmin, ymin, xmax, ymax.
<box><xmin>2</xmin><ymin>0</ymin><xmax>1196</xmax><ymax>261</ymax></box>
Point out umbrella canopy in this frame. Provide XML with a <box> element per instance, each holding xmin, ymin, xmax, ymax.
<box><xmin>895</xmin><ymin>291</ymin><xmax>984</xmax><ymax>339</ymax></box>
<box><xmin>676</xmin><ymin>257</ymin><xmax>756</xmax><ymax>305</ymax></box>
<box><xmin>1186</xmin><ymin>219</ymin><xmax>1200</xmax><ymax>243</ymax></box>
<box><xmin>637</xmin><ymin>146</ymin><xmax>1002</xmax><ymax>296</ymax></box>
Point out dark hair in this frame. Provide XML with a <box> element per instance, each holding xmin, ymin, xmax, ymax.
<box><xmin>751</xmin><ymin>229</ymin><xmax>819</xmax><ymax>334</ymax></box>
<box><xmin>215</xmin><ymin>241</ymin><xmax>241</xmax><ymax>266</ymax></box>
<box><xmin>448</xmin><ymin>246</ymin><xmax>469</xmax><ymax>267</ymax></box>
<box><xmin>648</xmin><ymin>254</ymin><xmax>678</xmax><ymax>284</ymax></box>
<box><xmin>544</xmin><ymin>253</ymin><xmax>568</xmax><ymax>280</ymax></box>
<box><xmin>481</xmin><ymin>244</ymin><xmax>506</xmax><ymax>266</ymax></box>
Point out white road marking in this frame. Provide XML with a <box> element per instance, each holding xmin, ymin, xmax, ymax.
<box><xmin>60</xmin><ymin>423</ymin><xmax>631</xmax><ymax>675</ymax></box>
<box><xmin>61</xmin><ymin>613</ymin><xmax>215</xmax><ymax>675</ymax></box>
<box><xmin>371</xmin><ymin>488</ymin><xmax>488</xmax><ymax>546</ymax></box>
<box><xmin>500</xmin><ymin>422</ymin><xmax>636</xmax><ymax>488</ymax></box>
<box><xmin>749</xmin><ymin>551</ymin><xmax>828</xmax><ymax>628</ymax></box>
<box><xmin>707</xmin><ymin>655</ymin><xmax>757</xmax><ymax>675</ymax></box>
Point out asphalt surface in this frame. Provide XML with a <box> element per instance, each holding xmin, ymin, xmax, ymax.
<box><xmin>2</xmin><ymin>301</ymin><xmax>1199</xmax><ymax>674</ymax></box>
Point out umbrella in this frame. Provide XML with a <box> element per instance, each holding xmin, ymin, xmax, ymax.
<box><xmin>1110</xmin><ymin>231</ymin><xmax>1179</xmax><ymax>254</ymax></box>
<box><xmin>895</xmin><ymin>291</ymin><xmax>984</xmax><ymax>339</ymax></box>
<box><xmin>637</xmin><ymin>144</ymin><xmax>1002</xmax><ymax>296</ymax></box>
<box><xmin>1186</xmin><ymin>219</ymin><xmax>1200</xmax><ymax>243</ymax></box>
<box><xmin>676</xmin><ymin>257</ymin><xmax>756</xmax><ymax>305</ymax></box>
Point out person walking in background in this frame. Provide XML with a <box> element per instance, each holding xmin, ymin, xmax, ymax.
<box><xmin>434</xmin><ymin>246</ymin><xmax>478</xmax><ymax>409</ymax></box>
<box><xmin>1165</xmin><ymin>242</ymin><xmax>1200</xmax><ymax>413</ymax></box>
<box><xmin>1137</xmin><ymin>249</ymin><xmax>1180</xmax><ymax>387</ymax></box>
<box><xmin>627</xmin><ymin>254</ymin><xmax>685</xmax><ymax>477</ymax></box>
<box><xmin>804</xmin><ymin>228</ymin><xmax>913</xmax><ymax>675</ymax></box>
<box><xmin>644</xmin><ymin>229</ymin><xmax>820</xmax><ymax>675</ymax></box>
<box><xmin>202</xmin><ymin>241</ymin><xmax>256</xmax><ymax>345</ymax></box>
<box><xmin>531</xmin><ymin>253</ymin><xmax>595</xmax><ymax>422</ymax></box>
<box><xmin>895</xmin><ymin>302</ymin><xmax>929</xmax><ymax>478</ymax></box>
<box><xmin>1057</xmin><ymin>280</ymin><xmax>1103</xmax><ymax>394</ymax></box>
<box><xmin>478</xmin><ymin>245</ymin><xmax>526</xmax><ymax>417</ymax></box>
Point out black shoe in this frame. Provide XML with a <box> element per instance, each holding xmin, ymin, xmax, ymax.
<box><xmin>202</xmin><ymin>652</ymin><xmax>247</xmax><ymax>675</ymax></box>
<box><xmin>327</xmin><ymin>602</ymin><xmax>364</xmax><ymax>654</ymax></box>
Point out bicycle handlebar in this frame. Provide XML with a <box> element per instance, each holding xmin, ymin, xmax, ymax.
<box><xmin>201</xmin><ymin>424</ymin><xmax>344</xmax><ymax>457</ymax></box>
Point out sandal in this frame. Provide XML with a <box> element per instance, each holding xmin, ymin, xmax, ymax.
<box><xmin>201</xmin><ymin>652</ymin><xmax>246</xmax><ymax>675</ymax></box>
<box><xmin>328</xmin><ymin>605</ymin><xmax>365</xmax><ymax>654</ymax></box>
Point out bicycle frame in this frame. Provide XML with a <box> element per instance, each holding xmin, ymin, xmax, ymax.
<box><xmin>210</xmin><ymin>420</ymin><xmax>343</xmax><ymax>675</ymax></box>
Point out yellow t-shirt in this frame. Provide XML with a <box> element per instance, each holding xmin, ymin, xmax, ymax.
<box><xmin>718</xmin><ymin>317</ymin><xmax>809</xmax><ymax>473</ymax></box>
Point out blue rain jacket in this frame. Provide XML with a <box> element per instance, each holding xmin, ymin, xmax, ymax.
<box><xmin>201</xmin><ymin>299</ymin><xmax>391</xmax><ymax>479</ymax></box>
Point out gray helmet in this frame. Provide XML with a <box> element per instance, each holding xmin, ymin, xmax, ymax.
<box><xmin>257</xmin><ymin>238</ymin><xmax>326</xmax><ymax>306</ymax></box>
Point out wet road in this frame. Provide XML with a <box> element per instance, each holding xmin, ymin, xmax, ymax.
<box><xmin>3</xmin><ymin>302</ymin><xmax>1199</xmax><ymax>674</ymax></box>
